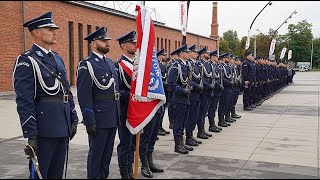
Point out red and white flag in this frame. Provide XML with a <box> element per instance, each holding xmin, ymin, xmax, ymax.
<box><xmin>126</xmin><ymin>5</ymin><xmax>166</xmax><ymax>134</ymax></box>
<box><xmin>288</xmin><ymin>50</ymin><xmax>292</xmax><ymax>60</ymax></box>
<box><xmin>269</xmin><ymin>38</ymin><xmax>276</xmax><ymax>55</ymax></box>
<box><xmin>179</xmin><ymin>1</ymin><xmax>188</xmax><ymax>36</ymax></box>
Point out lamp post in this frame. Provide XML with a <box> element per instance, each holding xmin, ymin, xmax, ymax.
<box><xmin>311</xmin><ymin>38</ymin><xmax>313</xmax><ymax>69</ymax></box>
<box><xmin>268</xmin><ymin>10</ymin><xmax>297</xmax><ymax>58</ymax></box>
<box><xmin>272</xmin><ymin>10</ymin><xmax>297</xmax><ymax>38</ymax></box>
<box><xmin>245</xmin><ymin>1</ymin><xmax>272</xmax><ymax>50</ymax></box>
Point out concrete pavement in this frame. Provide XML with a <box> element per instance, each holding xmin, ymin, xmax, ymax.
<box><xmin>0</xmin><ymin>71</ymin><xmax>319</xmax><ymax>179</ymax></box>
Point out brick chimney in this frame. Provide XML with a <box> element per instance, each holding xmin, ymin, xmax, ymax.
<box><xmin>210</xmin><ymin>2</ymin><xmax>219</xmax><ymax>40</ymax></box>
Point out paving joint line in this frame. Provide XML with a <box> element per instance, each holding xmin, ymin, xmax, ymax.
<box><xmin>233</xmin><ymin>85</ymin><xmax>300</xmax><ymax>179</ymax></box>
<box><xmin>317</xmin><ymin>79</ymin><xmax>319</xmax><ymax>178</ymax></box>
<box><xmin>0</xmin><ymin>135</ymin><xmax>24</xmax><ymax>144</ymax></box>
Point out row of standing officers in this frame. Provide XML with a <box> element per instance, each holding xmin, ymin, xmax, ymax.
<box><xmin>13</xmin><ymin>12</ymin><xmax>294</xmax><ymax>179</ymax></box>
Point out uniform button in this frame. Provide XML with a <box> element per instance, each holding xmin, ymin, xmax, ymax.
<box><xmin>41</xmin><ymin>112</ymin><xmax>44</xmax><ymax>114</ymax></box>
<box><xmin>59</xmin><ymin>73</ymin><xmax>61</xmax><ymax>75</ymax></box>
<box><xmin>98</xmin><ymin>110</ymin><xmax>100</xmax><ymax>112</ymax></box>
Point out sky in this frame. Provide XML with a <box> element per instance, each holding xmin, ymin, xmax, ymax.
<box><xmin>90</xmin><ymin>1</ymin><xmax>320</xmax><ymax>39</ymax></box>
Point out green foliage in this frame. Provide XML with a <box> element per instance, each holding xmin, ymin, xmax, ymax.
<box><xmin>219</xmin><ymin>20</ymin><xmax>318</xmax><ymax>66</ymax></box>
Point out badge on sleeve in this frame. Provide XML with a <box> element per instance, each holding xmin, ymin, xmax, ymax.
<box><xmin>35</xmin><ymin>51</ymin><xmax>44</xmax><ymax>57</ymax></box>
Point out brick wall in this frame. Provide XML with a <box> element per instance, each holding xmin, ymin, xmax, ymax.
<box><xmin>0</xmin><ymin>1</ymin><xmax>218</xmax><ymax>92</ymax></box>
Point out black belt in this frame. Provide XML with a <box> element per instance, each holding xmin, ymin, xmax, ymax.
<box><xmin>35</xmin><ymin>95</ymin><xmax>69</xmax><ymax>103</ymax></box>
<box><xmin>94</xmin><ymin>93</ymin><xmax>120</xmax><ymax>101</ymax></box>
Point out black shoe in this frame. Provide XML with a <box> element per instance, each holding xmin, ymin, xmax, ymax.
<box><xmin>197</xmin><ymin>132</ymin><xmax>209</xmax><ymax>139</ymax></box>
<box><xmin>216</xmin><ymin>126</ymin><xmax>222</xmax><ymax>130</ymax></box>
<box><xmin>218</xmin><ymin>122</ymin><xmax>228</xmax><ymax>127</ymax></box>
<box><xmin>225</xmin><ymin>119</ymin><xmax>234</xmax><ymax>123</ymax></box>
<box><xmin>157</xmin><ymin>129</ymin><xmax>166</xmax><ymax>136</ymax></box>
<box><xmin>140</xmin><ymin>154</ymin><xmax>153</xmax><ymax>178</ymax></box>
<box><xmin>183</xmin><ymin>144</ymin><xmax>194</xmax><ymax>151</ymax></box>
<box><xmin>119</xmin><ymin>166</ymin><xmax>130</xmax><ymax>179</ymax></box>
<box><xmin>127</xmin><ymin>164</ymin><xmax>134</xmax><ymax>179</ymax></box>
<box><xmin>251</xmin><ymin>104</ymin><xmax>256</xmax><ymax>108</ymax></box>
<box><xmin>174</xmin><ymin>136</ymin><xmax>189</xmax><ymax>154</ymax></box>
<box><xmin>208</xmin><ymin>127</ymin><xmax>221</xmax><ymax>133</ymax></box>
<box><xmin>203</xmin><ymin>130</ymin><xmax>212</xmax><ymax>137</ymax></box>
<box><xmin>231</xmin><ymin>113</ymin><xmax>241</xmax><ymax>119</ymax></box>
<box><xmin>243</xmin><ymin>107</ymin><xmax>252</xmax><ymax>111</ymax></box>
<box><xmin>161</xmin><ymin>127</ymin><xmax>170</xmax><ymax>134</ymax></box>
<box><xmin>191</xmin><ymin>136</ymin><xmax>202</xmax><ymax>144</ymax></box>
<box><xmin>156</xmin><ymin>137</ymin><xmax>159</xmax><ymax>141</ymax></box>
<box><xmin>147</xmin><ymin>152</ymin><xmax>164</xmax><ymax>173</ymax></box>
<box><xmin>186</xmin><ymin>132</ymin><xmax>199</xmax><ymax>146</ymax></box>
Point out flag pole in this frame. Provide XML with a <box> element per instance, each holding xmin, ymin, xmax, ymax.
<box><xmin>181</xmin><ymin>1</ymin><xmax>190</xmax><ymax>45</ymax></box>
<box><xmin>133</xmin><ymin>2</ymin><xmax>144</xmax><ymax>178</ymax></box>
<box><xmin>134</xmin><ymin>131</ymin><xmax>141</xmax><ymax>179</ymax></box>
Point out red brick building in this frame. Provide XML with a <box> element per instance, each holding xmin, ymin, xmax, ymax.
<box><xmin>0</xmin><ymin>1</ymin><xmax>219</xmax><ymax>92</ymax></box>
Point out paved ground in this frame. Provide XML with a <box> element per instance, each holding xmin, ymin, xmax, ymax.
<box><xmin>0</xmin><ymin>71</ymin><xmax>319</xmax><ymax>179</ymax></box>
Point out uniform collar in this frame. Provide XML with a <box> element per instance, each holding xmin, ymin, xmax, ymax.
<box><xmin>123</xmin><ymin>54</ymin><xmax>134</xmax><ymax>63</ymax></box>
<box><xmin>92</xmin><ymin>51</ymin><xmax>105</xmax><ymax>60</ymax></box>
<box><xmin>179</xmin><ymin>59</ymin><xmax>186</xmax><ymax>65</ymax></box>
<box><xmin>34</xmin><ymin>43</ymin><xmax>52</xmax><ymax>54</ymax></box>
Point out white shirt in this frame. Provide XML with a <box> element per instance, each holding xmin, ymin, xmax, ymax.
<box><xmin>92</xmin><ymin>51</ymin><xmax>105</xmax><ymax>60</ymax></box>
<box><xmin>34</xmin><ymin>43</ymin><xmax>52</xmax><ymax>54</ymax></box>
<box><xmin>123</xmin><ymin>54</ymin><xmax>134</xmax><ymax>63</ymax></box>
<box><xmin>179</xmin><ymin>58</ymin><xmax>186</xmax><ymax>65</ymax></box>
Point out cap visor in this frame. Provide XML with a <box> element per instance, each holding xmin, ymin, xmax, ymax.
<box><xmin>38</xmin><ymin>23</ymin><xmax>60</xmax><ymax>29</ymax></box>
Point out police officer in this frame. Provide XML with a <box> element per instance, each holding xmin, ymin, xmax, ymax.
<box><xmin>231</xmin><ymin>57</ymin><xmax>242</xmax><ymax>119</ymax></box>
<box><xmin>185</xmin><ymin>45</ymin><xmax>203</xmax><ymax>146</ymax></box>
<box><xmin>167</xmin><ymin>50</ymin><xmax>179</xmax><ymax>129</ymax></box>
<box><xmin>207</xmin><ymin>50</ymin><xmax>224</xmax><ymax>131</ymax></box>
<box><xmin>167</xmin><ymin>44</ymin><xmax>193</xmax><ymax>154</ymax></box>
<box><xmin>77</xmin><ymin>27</ymin><xmax>120</xmax><ymax>179</ymax></box>
<box><xmin>197</xmin><ymin>46</ymin><xmax>214</xmax><ymax>138</ymax></box>
<box><xmin>115</xmin><ymin>31</ymin><xmax>137</xmax><ymax>179</ymax></box>
<box><xmin>157</xmin><ymin>49</ymin><xmax>170</xmax><ymax>136</ymax></box>
<box><xmin>242</xmin><ymin>51</ymin><xmax>256</xmax><ymax>111</ymax></box>
<box><xmin>13</xmin><ymin>12</ymin><xmax>79</xmax><ymax>179</ymax></box>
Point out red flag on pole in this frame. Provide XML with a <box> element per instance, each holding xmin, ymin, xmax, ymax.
<box><xmin>126</xmin><ymin>5</ymin><xmax>166</xmax><ymax>135</ymax></box>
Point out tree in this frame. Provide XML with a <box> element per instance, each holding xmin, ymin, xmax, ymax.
<box><xmin>219</xmin><ymin>37</ymin><xmax>230</xmax><ymax>54</ymax></box>
<box><xmin>223</xmin><ymin>30</ymin><xmax>239</xmax><ymax>53</ymax></box>
<box><xmin>312</xmin><ymin>37</ymin><xmax>320</xmax><ymax>68</ymax></box>
<box><xmin>287</xmin><ymin>20</ymin><xmax>313</xmax><ymax>63</ymax></box>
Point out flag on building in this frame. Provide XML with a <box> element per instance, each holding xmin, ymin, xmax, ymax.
<box><xmin>126</xmin><ymin>5</ymin><xmax>166</xmax><ymax>134</ymax></box>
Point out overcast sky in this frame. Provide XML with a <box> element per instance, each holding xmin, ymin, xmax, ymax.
<box><xmin>143</xmin><ymin>1</ymin><xmax>320</xmax><ymax>39</ymax></box>
<box><xmin>90</xmin><ymin>1</ymin><xmax>319</xmax><ymax>39</ymax></box>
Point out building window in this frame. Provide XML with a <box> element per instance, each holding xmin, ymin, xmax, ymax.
<box><xmin>168</xmin><ymin>40</ymin><xmax>171</xmax><ymax>56</ymax></box>
<box><xmin>68</xmin><ymin>21</ymin><xmax>74</xmax><ymax>86</ymax></box>
<box><xmin>178</xmin><ymin>41</ymin><xmax>181</xmax><ymax>47</ymax></box>
<box><xmin>78</xmin><ymin>23</ymin><xmax>83</xmax><ymax>61</ymax></box>
<box><xmin>165</xmin><ymin>39</ymin><xmax>167</xmax><ymax>54</ymax></box>
<box><xmin>96</xmin><ymin>26</ymin><xmax>100</xmax><ymax>30</ymax></box>
<box><xmin>161</xmin><ymin>38</ymin><xmax>163</xmax><ymax>49</ymax></box>
<box><xmin>175</xmin><ymin>40</ymin><xmax>177</xmax><ymax>49</ymax></box>
<box><xmin>157</xmin><ymin>37</ymin><xmax>160</xmax><ymax>51</ymax></box>
<box><xmin>87</xmin><ymin>25</ymin><xmax>92</xmax><ymax>55</ymax></box>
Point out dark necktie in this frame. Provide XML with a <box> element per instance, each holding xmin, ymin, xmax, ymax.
<box><xmin>47</xmin><ymin>52</ymin><xmax>57</xmax><ymax>68</ymax></box>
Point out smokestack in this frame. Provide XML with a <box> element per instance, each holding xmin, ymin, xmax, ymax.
<box><xmin>210</xmin><ymin>2</ymin><xmax>219</xmax><ymax>40</ymax></box>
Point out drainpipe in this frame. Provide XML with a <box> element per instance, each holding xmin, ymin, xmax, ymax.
<box><xmin>22</xmin><ymin>1</ymin><xmax>26</xmax><ymax>52</ymax></box>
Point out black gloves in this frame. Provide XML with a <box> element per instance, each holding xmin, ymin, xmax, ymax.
<box><xmin>219</xmin><ymin>85</ymin><xmax>224</xmax><ymax>91</ymax></box>
<box><xmin>198</xmin><ymin>85</ymin><xmax>204</xmax><ymax>92</ymax></box>
<box><xmin>70</xmin><ymin>122</ymin><xmax>78</xmax><ymax>140</ymax></box>
<box><xmin>182</xmin><ymin>88</ymin><xmax>191</xmax><ymax>96</ymax></box>
<box><xmin>86</xmin><ymin>124</ymin><xmax>97</xmax><ymax>137</ymax></box>
<box><xmin>24</xmin><ymin>135</ymin><xmax>37</xmax><ymax>159</ymax></box>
